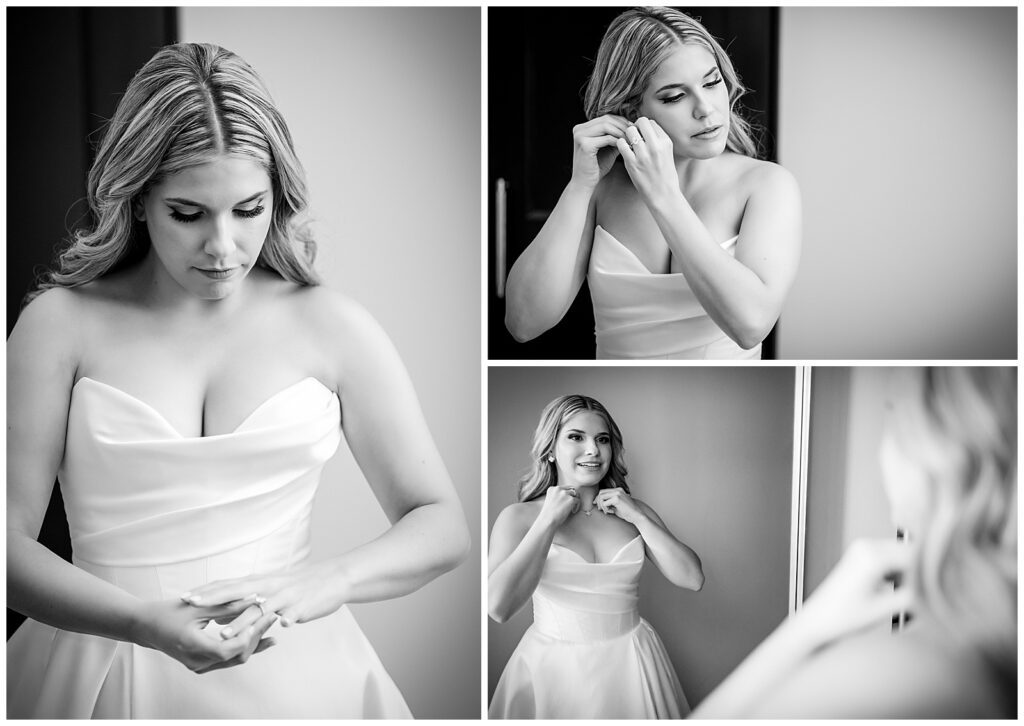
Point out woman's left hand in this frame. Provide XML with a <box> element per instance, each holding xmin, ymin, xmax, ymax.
<box><xmin>594</xmin><ymin>487</ymin><xmax>645</xmax><ymax>525</ymax></box>
<box><xmin>180</xmin><ymin>561</ymin><xmax>347</xmax><ymax>636</ymax></box>
<box><xmin>615</xmin><ymin>117</ymin><xmax>681</xmax><ymax>206</ymax></box>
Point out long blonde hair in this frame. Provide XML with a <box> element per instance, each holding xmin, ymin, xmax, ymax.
<box><xmin>32</xmin><ymin>43</ymin><xmax>318</xmax><ymax>301</ymax></box>
<box><xmin>518</xmin><ymin>395</ymin><xmax>631</xmax><ymax>502</ymax></box>
<box><xmin>890</xmin><ymin>367</ymin><xmax>1016</xmax><ymax>692</ymax></box>
<box><xmin>584</xmin><ymin>7</ymin><xmax>760</xmax><ymax>158</ymax></box>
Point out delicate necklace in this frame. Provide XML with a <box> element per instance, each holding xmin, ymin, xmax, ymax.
<box><xmin>580</xmin><ymin>503</ymin><xmax>598</xmax><ymax>517</ymax></box>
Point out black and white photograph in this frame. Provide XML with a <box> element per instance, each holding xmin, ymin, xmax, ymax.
<box><xmin>488</xmin><ymin>6</ymin><xmax>1016</xmax><ymax>360</ymax></box>
<box><xmin>6</xmin><ymin>6</ymin><xmax>480</xmax><ymax>719</ymax></box>
<box><xmin>5</xmin><ymin>3</ymin><xmax>1020</xmax><ymax>722</ymax></box>
<box><xmin>486</xmin><ymin>366</ymin><xmax>1016</xmax><ymax>718</ymax></box>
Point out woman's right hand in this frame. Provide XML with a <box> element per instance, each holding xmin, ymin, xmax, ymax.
<box><xmin>538</xmin><ymin>486</ymin><xmax>579</xmax><ymax>528</ymax></box>
<box><xmin>131</xmin><ymin>597</ymin><xmax>278</xmax><ymax>674</ymax></box>
<box><xmin>570</xmin><ymin>115</ymin><xmax>631</xmax><ymax>190</ymax></box>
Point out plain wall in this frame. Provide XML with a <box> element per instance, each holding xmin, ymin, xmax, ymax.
<box><xmin>777</xmin><ymin>7</ymin><xmax>1016</xmax><ymax>359</ymax></box>
<box><xmin>487</xmin><ymin>367</ymin><xmax>795</xmax><ymax>707</ymax></box>
<box><xmin>181</xmin><ymin>8</ymin><xmax>481</xmax><ymax>718</ymax></box>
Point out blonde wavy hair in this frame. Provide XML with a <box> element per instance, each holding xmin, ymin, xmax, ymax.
<box><xmin>32</xmin><ymin>43</ymin><xmax>318</xmax><ymax>301</ymax></box>
<box><xmin>518</xmin><ymin>395</ymin><xmax>631</xmax><ymax>503</ymax></box>
<box><xmin>889</xmin><ymin>367</ymin><xmax>1016</xmax><ymax>692</ymax></box>
<box><xmin>583</xmin><ymin>7</ymin><xmax>760</xmax><ymax>158</ymax></box>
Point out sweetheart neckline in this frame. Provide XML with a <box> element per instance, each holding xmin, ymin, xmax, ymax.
<box><xmin>550</xmin><ymin>534</ymin><xmax>643</xmax><ymax>565</ymax></box>
<box><xmin>72</xmin><ymin>376</ymin><xmax>335</xmax><ymax>440</ymax></box>
<box><xmin>594</xmin><ymin>224</ymin><xmax>739</xmax><ymax>276</ymax></box>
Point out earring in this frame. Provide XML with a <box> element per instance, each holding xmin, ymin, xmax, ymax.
<box><xmin>547</xmin><ymin>455</ymin><xmax>555</xmax><ymax>463</ymax></box>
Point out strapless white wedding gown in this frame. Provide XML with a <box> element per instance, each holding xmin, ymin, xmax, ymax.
<box><xmin>7</xmin><ymin>376</ymin><xmax>411</xmax><ymax>719</ymax></box>
<box><xmin>489</xmin><ymin>536</ymin><xmax>689</xmax><ymax>719</ymax></box>
<box><xmin>588</xmin><ymin>225</ymin><xmax>761</xmax><ymax>359</ymax></box>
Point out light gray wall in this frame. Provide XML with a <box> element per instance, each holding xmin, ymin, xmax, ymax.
<box><xmin>777</xmin><ymin>7</ymin><xmax>1016</xmax><ymax>359</ymax></box>
<box><xmin>805</xmin><ymin>367</ymin><xmax>895</xmax><ymax>598</ymax></box>
<box><xmin>181</xmin><ymin>8</ymin><xmax>481</xmax><ymax>718</ymax></box>
<box><xmin>487</xmin><ymin>367</ymin><xmax>795</xmax><ymax>707</ymax></box>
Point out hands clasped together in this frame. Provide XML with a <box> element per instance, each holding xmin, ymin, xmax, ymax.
<box><xmin>572</xmin><ymin>114</ymin><xmax>680</xmax><ymax>203</ymax></box>
<box><xmin>136</xmin><ymin>562</ymin><xmax>343</xmax><ymax>674</ymax></box>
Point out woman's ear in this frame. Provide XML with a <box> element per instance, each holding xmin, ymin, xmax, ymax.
<box><xmin>133</xmin><ymin>198</ymin><xmax>147</xmax><ymax>222</ymax></box>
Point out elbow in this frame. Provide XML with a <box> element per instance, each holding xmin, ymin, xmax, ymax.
<box><xmin>488</xmin><ymin>606</ymin><xmax>511</xmax><ymax>624</ymax></box>
<box><xmin>690</xmin><ymin>570</ymin><xmax>705</xmax><ymax>592</ymax></box>
<box><xmin>726</xmin><ymin>312</ymin><xmax>777</xmax><ymax>351</ymax></box>
<box><xmin>504</xmin><ymin>308</ymin><xmax>539</xmax><ymax>343</ymax></box>
<box><xmin>441</xmin><ymin>519</ymin><xmax>472</xmax><ymax>573</ymax></box>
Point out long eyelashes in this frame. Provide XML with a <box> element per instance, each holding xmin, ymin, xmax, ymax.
<box><xmin>661</xmin><ymin>78</ymin><xmax>724</xmax><ymax>104</ymax></box>
<box><xmin>168</xmin><ymin>205</ymin><xmax>266</xmax><ymax>224</ymax></box>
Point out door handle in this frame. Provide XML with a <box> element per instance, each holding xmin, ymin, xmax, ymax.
<box><xmin>495</xmin><ymin>177</ymin><xmax>507</xmax><ymax>299</ymax></box>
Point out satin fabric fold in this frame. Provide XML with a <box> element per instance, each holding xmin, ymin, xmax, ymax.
<box><xmin>8</xmin><ymin>377</ymin><xmax>411</xmax><ymax>718</ymax></box>
<box><xmin>588</xmin><ymin>225</ymin><xmax>762</xmax><ymax>360</ymax></box>
<box><xmin>490</xmin><ymin>536</ymin><xmax>690</xmax><ymax>719</ymax></box>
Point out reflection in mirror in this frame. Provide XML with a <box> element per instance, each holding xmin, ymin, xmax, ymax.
<box><xmin>487</xmin><ymin>367</ymin><xmax>796</xmax><ymax>717</ymax></box>
<box><xmin>696</xmin><ymin>366</ymin><xmax>1017</xmax><ymax>718</ymax></box>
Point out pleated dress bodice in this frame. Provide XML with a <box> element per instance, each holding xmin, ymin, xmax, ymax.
<box><xmin>588</xmin><ymin>225</ymin><xmax>761</xmax><ymax>360</ymax></box>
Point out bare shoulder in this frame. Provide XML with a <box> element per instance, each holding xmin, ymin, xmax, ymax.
<box><xmin>10</xmin><ymin>287</ymin><xmax>90</xmax><ymax>351</ymax></box>
<box><xmin>757</xmin><ymin>624</ymin><xmax>1007</xmax><ymax>718</ymax></box>
<box><xmin>493</xmin><ymin>499</ymin><xmax>543</xmax><ymax>535</ymax></box>
<box><xmin>287</xmin><ymin>283</ymin><xmax>382</xmax><ymax>337</ymax></box>
<box><xmin>736</xmin><ymin>157</ymin><xmax>800</xmax><ymax>200</ymax></box>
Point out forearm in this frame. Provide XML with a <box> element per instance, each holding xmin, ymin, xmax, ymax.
<box><xmin>692</xmin><ymin>614</ymin><xmax>814</xmax><ymax>717</ymax></box>
<box><xmin>648</xmin><ymin>192</ymin><xmax>777</xmax><ymax>349</ymax></box>
<box><xmin>322</xmin><ymin>499</ymin><xmax>469</xmax><ymax>606</ymax></box>
<box><xmin>504</xmin><ymin>181</ymin><xmax>595</xmax><ymax>341</ymax></box>
<box><xmin>633</xmin><ymin>514</ymin><xmax>704</xmax><ymax>590</ymax></box>
<box><xmin>8</xmin><ymin>533</ymin><xmax>144</xmax><ymax>642</ymax></box>
<box><xmin>488</xmin><ymin>517</ymin><xmax>558</xmax><ymax>623</ymax></box>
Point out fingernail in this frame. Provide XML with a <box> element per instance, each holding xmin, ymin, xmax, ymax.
<box><xmin>279</xmin><ymin>616</ymin><xmax>293</xmax><ymax>627</ymax></box>
<box><xmin>188</xmin><ymin>595</ymin><xmax>203</xmax><ymax>605</ymax></box>
<box><xmin>179</xmin><ymin>592</ymin><xmax>191</xmax><ymax>602</ymax></box>
<box><xmin>221</xmin><ymin>627</ymin><xmax>233</xmax><ymax>638</ymax></box>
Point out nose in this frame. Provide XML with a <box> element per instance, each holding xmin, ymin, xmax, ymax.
<box><xmin>584</xmin><ymin>438</ymin><xmax>598</xmax><ymax>455</ymax></box>
<box><xmin>203</xmin><ymin>214</ymin><xmax>237</xmax><ymax>259</ymax></box>
<box><xmin>692</xmin><ymin>90</ymin><xmax>713</xmax><ymax>120</ymax></box>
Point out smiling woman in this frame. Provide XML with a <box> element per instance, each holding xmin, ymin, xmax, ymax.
<box><xmin>504</xmin><ymin>7</ymin><xmax>800</xmax><ymax>359</ymax></box>
<box><xmin>488</xmin><ymin>394</ymin><xmax>703</xmax><ymax>718</ymax></box>
<box><xmin>7</xmin><ymin>42</ymin><xmax>469</xmax><ymax>718</ymax></box>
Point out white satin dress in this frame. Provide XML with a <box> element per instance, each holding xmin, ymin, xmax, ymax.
<box><xmin>7</xmin><ymin>376</ymin><xmax>411</xmax><ymax>719</ymax></box>
<box><xmin>588</xmin><ymin>225</ymin><xmax>761</xmax><ymax>359</ymax></box>
<box><xmin>489</xmin><ymin>536</ymin><xmax>689</xmax><ymax>719</ymax></box>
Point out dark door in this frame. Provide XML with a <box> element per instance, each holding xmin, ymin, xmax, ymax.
<box><xmin>7</xmin><ymin>7</ymin><xmax>177</xmax><ymax>638</ymax></box>
<box><xmin>488</xmin><ymin>7</ymin><xmax>779</xmax><ymax>359</ymax></box>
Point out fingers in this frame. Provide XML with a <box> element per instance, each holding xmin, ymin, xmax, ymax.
<box><xmin>578</xmin><ymin>134</ymin><xmax>622</xmax><ymax>154</ymax></box>
<box><xmin>575</xmin><ymin>115</ymin><xmax>631</xmax><ymax>138</ymax></box>
<box><xmin>219</xmin><ymin>603</ymin><xmax>266</xmax><ymax>639</ymax></box>
<box><xmin>191</xmin><ymin>597</ymin><xmax>259</xmax><ymax>624</ymax></box>
<box><xmin>183</xmin><ymin>580</ymin><xmax>267</xmax><ymax>608</ymax></box>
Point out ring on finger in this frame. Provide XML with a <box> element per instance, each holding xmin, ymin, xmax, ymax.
<box><xmin>254</xmin><ymin>599</ymin><xmax>267</xmax><ymax>618</ymax></box>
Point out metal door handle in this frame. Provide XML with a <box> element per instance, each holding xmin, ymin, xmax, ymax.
<box><xmin>495</xmin><ymin>177</ymin><xmax>507</xmax><ymax>299</ymax></box>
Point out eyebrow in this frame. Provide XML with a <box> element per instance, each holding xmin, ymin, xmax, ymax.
<box><xmin>655</xmin><ymin>66</ymin><xmax>720</xmax><ymax>94</ymax></box>
<box><xmin>564</xmin><ymin>428</ymin><xmax>610</xmax><ymax>436</ymax></box>
<box><xmin>164</xmin><ymin>190</ymin><xmax>268</xmax><ymax>208</ymax></box>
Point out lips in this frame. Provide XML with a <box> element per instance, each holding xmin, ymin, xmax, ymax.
<box><xmin>692</xmin><ymin>125</ymin><xmax>722</xmax><ymax>139</ymax></box>
<box><xmin>576</xmin><ymin>461</ymin><xmax>603</xmax><ymax>470</ymax></box>
<box><xmin>196</xmin><ymin>267</ymin><xmax>239</xmax><ymax>280</ymax></box>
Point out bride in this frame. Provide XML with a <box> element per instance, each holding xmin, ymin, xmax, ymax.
<box><xmin>504</xmin><ymin>7</ymin><xmax>801</xmax><ymax>359</ymax></box>
<box><xmin>488</xmin><ymin>395</ymin><xmax>703</xmax><ymax>718</ymax></box>
<box><xmin>7</xmin><ymin>43</ymin><xmax>469</xmax><ymax>718</ymax></box>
